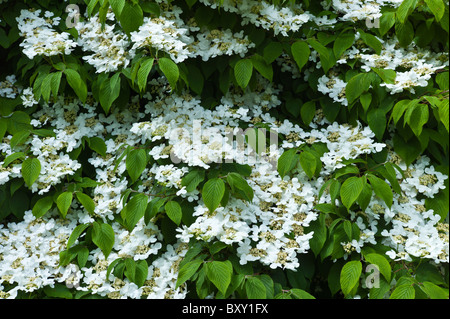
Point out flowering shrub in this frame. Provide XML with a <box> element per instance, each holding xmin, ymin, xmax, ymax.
<box><xmin>0</xmin><ymin>0</ymin><xmax>448</xmax><ymax>300</ymax></box>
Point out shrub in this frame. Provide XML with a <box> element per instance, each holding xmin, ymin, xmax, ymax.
<box><xmin>0</xmin><ymin>0</ymin><xmax>448</xmax><ymax>299</ymax></box>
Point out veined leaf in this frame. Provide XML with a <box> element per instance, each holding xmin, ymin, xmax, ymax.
<box><xmin>340</xmin><ymin>176</ymin><xmax>365</xmax><ymax>210</ymax></box>
<box><xmin>92</xmin><ymin>221</ymin><xmax>115</xmax><ymax>258</ymax></box>
<box><xmin>21</xmin><ymin>157</ymin><xmax>41</xmax><ymax>187</ymax></box>
<box><xmin>205</xmin><ymin>260</ymin><xmax>233</xmax><ymax>295</ymax></box>
<box><xmin>165</xmin><ymin>200</ymin><xmax>182</xmax><ymax>225</ymax></box>
<box><xmin>340</xmin><ymin>260</ymin><xmax>362</xmax><ymax>295</ymax></box>
<box><xmin>202</xmin><ymin>178</ymin><xmax>225</xmax><ymax>212</ymax></box>
<box><xmin>234</xmin><ymin>59</ymin><xmax>253</xmax><ymax>89</ymax></box>
<box><xmin>57</xmin><ymin>191</ymin><xmax>73</xmax><ymax>218</ymax></box>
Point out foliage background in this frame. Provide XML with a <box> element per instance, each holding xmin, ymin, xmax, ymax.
<box><xmin>0</xmin><ymin>0</ymin><xmax>448</xmax><ymax>299</ymax></box>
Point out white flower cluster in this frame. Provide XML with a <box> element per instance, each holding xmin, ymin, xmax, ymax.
<box><xmin>198</xmin><ymin>0</ymin><xmax>311</xmax><ymax>36</ymax></box>
<box><xmin>131</xmin><ymin>16</ymin><xmax>193</xmax><ymax>64</ymax></box>
<box><xmin>0</xmin><ymin>72</ymin><xmax>448</xmax><ymax>298</ymax></box>
<box><xmin>330</xmin><ymin>0</ymin><xmax>403</xmax><ymax>22</ymax></box>
<box><xmin>75</xmin><ymin>12</ymin><xmax>133</xmax><ymax>73</ymax></box>
<box><xmin>16</xmin><ymin>9</ymin><xmax>77</xmax><ymax>60</ymax></box>
<box><xmin>0</xmin><ymin>208</ymin><xmax>188</xmax><ymax>299</ymax></box>
<box><xmin>0</xmin><ymin>75</ymin><xmax>21</xmax><ymax>99</ymax></box>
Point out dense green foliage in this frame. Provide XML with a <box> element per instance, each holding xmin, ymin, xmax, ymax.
<box><xmin>0</xmin><ymin>0</ymin><xmax>448</xmax><ymax>299</ymax></box>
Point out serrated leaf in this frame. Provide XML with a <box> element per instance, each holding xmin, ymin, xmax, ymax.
<box><xmin>424</xmin><ymin>0</ymin><xmax>445</xmax><ymax>21</ymax></box>
<box><xmin>89</xmin><ymin>137</ymin><xmax>107</xmax><ymax>157</ymax></box>
<box><xmin>126</xmin><ymin>148</ymin><xmax>147</xmax><ymax>183</ymax></box>
<box><xmin>32</xmin><ymin>196</ymin><xmax>54</xmax><ymax>218</ymax></box>
<box><xmin>137</xmin><ymin>58</ymin><xmax>154</xmax><ymax>92</ymax></box>
<box><xmin>110</xmin><ymin>0</ymin><xmax>126</xmax><ymax>18</ymax></box>
<box><xmin>333</xmin><ymin>32</ymin><xmax>355</xmax><ymax>60</ymax></box>
<box><xmin>245</xmin><ymin>277</ymin><xmax>266</xmax><ymax>299</ymax></box>
<box><xmin>421</xmin><ymin>281</ymin><xmax>449</xmax><ymax>299</ymax></box>
<box><xmin>75</xmin><ymin>192</ymin><xmax>96</xmax><ymax>214</ymax></box>
<box><xmin>291</xmin><ymin>41</ymin><xmax>310</xmax><ymax>71</ymax></box>
<box><xmin>176</xmin><ymin>259</ymin><xmax>203</xmax><ymax>288</ymax></box>
<box><xmin>67</xmin><ymin>223</ymin><xmax>90</xmax><ymax>248</ymax></box>
<box><xmin>64</xmin><ymin>69</ymin><xmax>87</xmax><ymax>103</ymax></box>
<box><xmin>158</xmin><ymin>57</ymin><xmax>179</xmax><ymax>89</ymax></box>
<box><xmin>340</xmin><ymin>260</ymin><xmax>362</xmax><ymax>295</ymax></box>
<box><xmin>165</xmin><ymin>200</ymin><xmax>182</xmax><ymax>225</ymax></box>
<box><xmin>181</xmin><ymin>170</ymin><xmax>205</xmax><ymax>192</ymax></box>
<box><xmin>226</xmin><ymin>172</ymin><xmax>254</xmax><ymax>202</ymax></box>
<box><xmin>367</xmin><ymin>174</ymin><xmax>393</xmax><ymax>208</ymax></box>
<box><xmin>291</xmin><ymin>288</ymin><xmax>315</xmax><ymax>299</ymax></box>
<box><xmin>92</xmin><ymin>221</ymin><xmax>115</xmax><ymax>258</ymax></box>
<box><xmin>390</xmin><ymin>284</ymin><xmax>415</xmax><ymax>299</ymax></box>
<box><xmin>21</xmin><ymin>157</ymin><xmax>41</xmax><ymax>187</ymax></box>
<box><xmin>121</xmin><ymin>193</ymin><xmax>148</xmax><ymax>230</ymax></box>
<box><xmin>299</xmin><ymin>151</ymin><xmax>317</xmax><ymax>179</ymax></box>
<box><xmin>202</xmin><ymin>178</ymin><xmax>225</xmax><ymax>212</ymax></box>
<box><xmin>346</xmin><ymin>73</ymin><xmax>372</xmax><ymax>104</ymax></box>
<box><xmin>57</xmin><ymin>192</ymin><xmax>73</xmax><ymax>218</ymax></box>
<box><xmin>364</xmin><ymin>253</ymin><xmax>392</xmax><ymax>282</ymax></box>
<box><xmin>367</xmin><ymin>108</ymin><xmax>386</xmax><ymax>140</ymax></box>
<box><xmin>119</xmin><ymin>2</ymin><xmax>143</xmax><ymax>34</ymax></box>
<box><xmin>277</xmin><ymin>148</ymin><xmax>299</xmax><ymax>178</ymax></box>
<box><xmin>205</xmin><ymin>260</ymin><xmax>233</xmax><ymax>295</ymax></box>
<box><xmin>234</xmin><ymin>59</ymin><xmax>253</xmax><ymax>89</ymax></box>
<box><xmin>340</xmin><ymin>176</ymin><xmax>365</xmax><ymax>210</ymax></box>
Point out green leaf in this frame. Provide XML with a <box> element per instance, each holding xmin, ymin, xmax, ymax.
<box><xmin>299</xmin><ymin>151</ymin><xmax>317</xmax><ymax>179</ymax></box>
<box><xmin>277</xmin><ymin>148</ymin><xmax>299</xmax><ymax>178</ymax></box>
<box><xmin>407</xmin><ymin>103</ymin><xmax>429</xmax><ymax>137</ymax></box>
<box><xmin>64</xmin><ymin>69</ymin><xmax>87</xmax><ymax>103</ymax></box>
<box><xmin>88</xmin><ymin>137</ymin><xmax>107</xmax><ymax>157</ymax></box>
<box><xmin>181</xmin><ymin>170</ymin><xmax>205</xmax><ymax>192</ymax></box>
<box><xmin>340</xmin><ymin>260</ymin><xmax>362</xmax><ymax>296</ymax></box>
<box><xmin>110</xmin><ymin>0</ymin><xmax>126</xmax><ymax>18</ymax></box>
<box><xmin>10</xmin><ymin>130</ymin><xmax>31</xmax><ymax>149</ymax></box>
<box><xmin>126</xmin><ymin>148</ymin><xmax>148</xmax><ymax>183</ymax></box>
<box><xmin>119</xmin><ymin>2</ymin><xmax>144</xmax><ymax>34</ymax></box>
<box><xmin>358</xmin><ymin>30</ymin><xmax>383</xmax><ymax>54</ymax></box>
<box><xmin>134</xmin><ymin>260</ymin><xmax>148</xmax><ymax>287</ymax></box>
<box><xmin>390</xmin><ymin>284</ymin><xmax>415</xmax><ymax>299</ymax></box>
<box><xmin>226</xmin><ymin>172</ymin><xmax>254</xmax><ymax>202</ymax></box>
<box><xmin>121</xmin><ymin>193</ymin><xmax>148</xmax><ymax>230</ymax></box>
<box><xmin>165</xmin><ymin>201</ymin><xmax>182</xmax><ymax>225</ymax></box>
<box><xmin>346</xmin><ymin>73</ymin><xmax>372</xmax><ymax>105</ymax></box>
<box><xmin>32</xmin><ymin>196</ymin><xmax>54</xmax><ymax>218</ymax></box>
<box><xmin>92</xmin><ymin>221</ymin><xmax>115</xmax><ymax>258</ymax></box>
<box><xmin>438</xmin><ymin>100</ymin><xmax>449</xmax><ymax>132</ymax></box>
<box><xmin>205</xmin><ymin>260</ymin><xmax>233</xmax><ymax>295</ymax></box>
<box><xmin>202</xmin><ymin>178</ymin><xmax>225</xmax><ymax>212</ymax></box>
<box><xmin>21</xmin><ymin>158</ymin><xmax>41</xmax><ymax>187</ymax></box>
<box><xmin>291</xmin><ymin>288</ymin><xmax>315</xmax><ymax>299</ymax></box>
<box><xmin>372</xmin><ymin>68</ymin><xmax>396</xmax><ymax>85</ymax></box>
<box><xmin>75</xmin><ymin>192</ymin><xmax>96</xmax><ymax>214</ymax></box>
<box><xmin>234</xmin><ymin>59</ymin><xmax>253</xmax><ymax>89</ymax></box>
<box><xmin>158</xmin><ymin>57</ymin><xmax>179</xmax><ymax>89</ymax></box>
<box><xmin>67</xmin><ymin>223</ymin><xmax>90</xmax><ymax>248</ymax></box>
<box><xmin>364</xmin><ymin>253</ymin><xmax>392</xmax><ymax>282</ymax></box>
<box><xmin>263</xmin><ymin>41</ymin><xmax>283</xmax><ymax>64</ymax></box>
<box><xmin>367</xmin><ymin>174</ymin><xmax>393</xmax><ymax>208</ymax></box>
<box><xmin>43</xmin><ymin>284</ymin><xmax>73</xmax><ymax>299</ymax></box>
<box><xmin>2</xmin><ymin>152</ymin><xmax>26</xmax><ymax>167</ymax></box>
<box><xmin>137</xmin><ymin>58</ymin><xmax>154</xmax><ymax>92</ymax></box>
<box><xmin>300</xmin><ymin>101</ymin><xmax>316</xmax><ymax>126</ymax></box>
<box><xmin>421</xmin><ymin>281</ymin><xmax>449</xmax><ymax>299</ymax></box>
<box><xmin>367</xmin><ymin>108</ymin><xmax>386</xmax><ymax>140</ymax></box>
<box><xmin>245</xmin><ymin>277</ymin><xmax>267</xmax><ymax>299</ymax></box>
<box><xmin>291</xmin><ymin>41</ymin><xmax>310</xmax><ymax>71</ymax></box>
<box><xmin>396</xmin><ymin>0</ymin><xmax>417</xmax><ymax>23</ymax></box>
<box><xmin>333</xmin><ymin>32</ymin><xmax>355</xmax><ymax>60</ymax></box>
<box><xmin>176</xmin><ymin>259</ymin><xmax>203</xmax><ymax>288</ymax></box>
<box><xmin>391</xmin><ymin>100</ymin><xmax>413</xmax><ymax>125</ymax></box>
<box><xmin>340</xmin><ymin>176</ymin><xmax>365</xmax><ymax>210</ymax></box>
<box><xmin>424</xmin><ymin>0</ymin><xmax>445</xmax><ymax>21</ymax></box>
<box><xmin>57</xmin><ymin>192</ymin><xmax>73</xmax><ymax>218</ymax></box>
<box><xmin>250</xmin><ymin>54</ymin><xmax>273</xmax><ymax>82</ymax></box>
